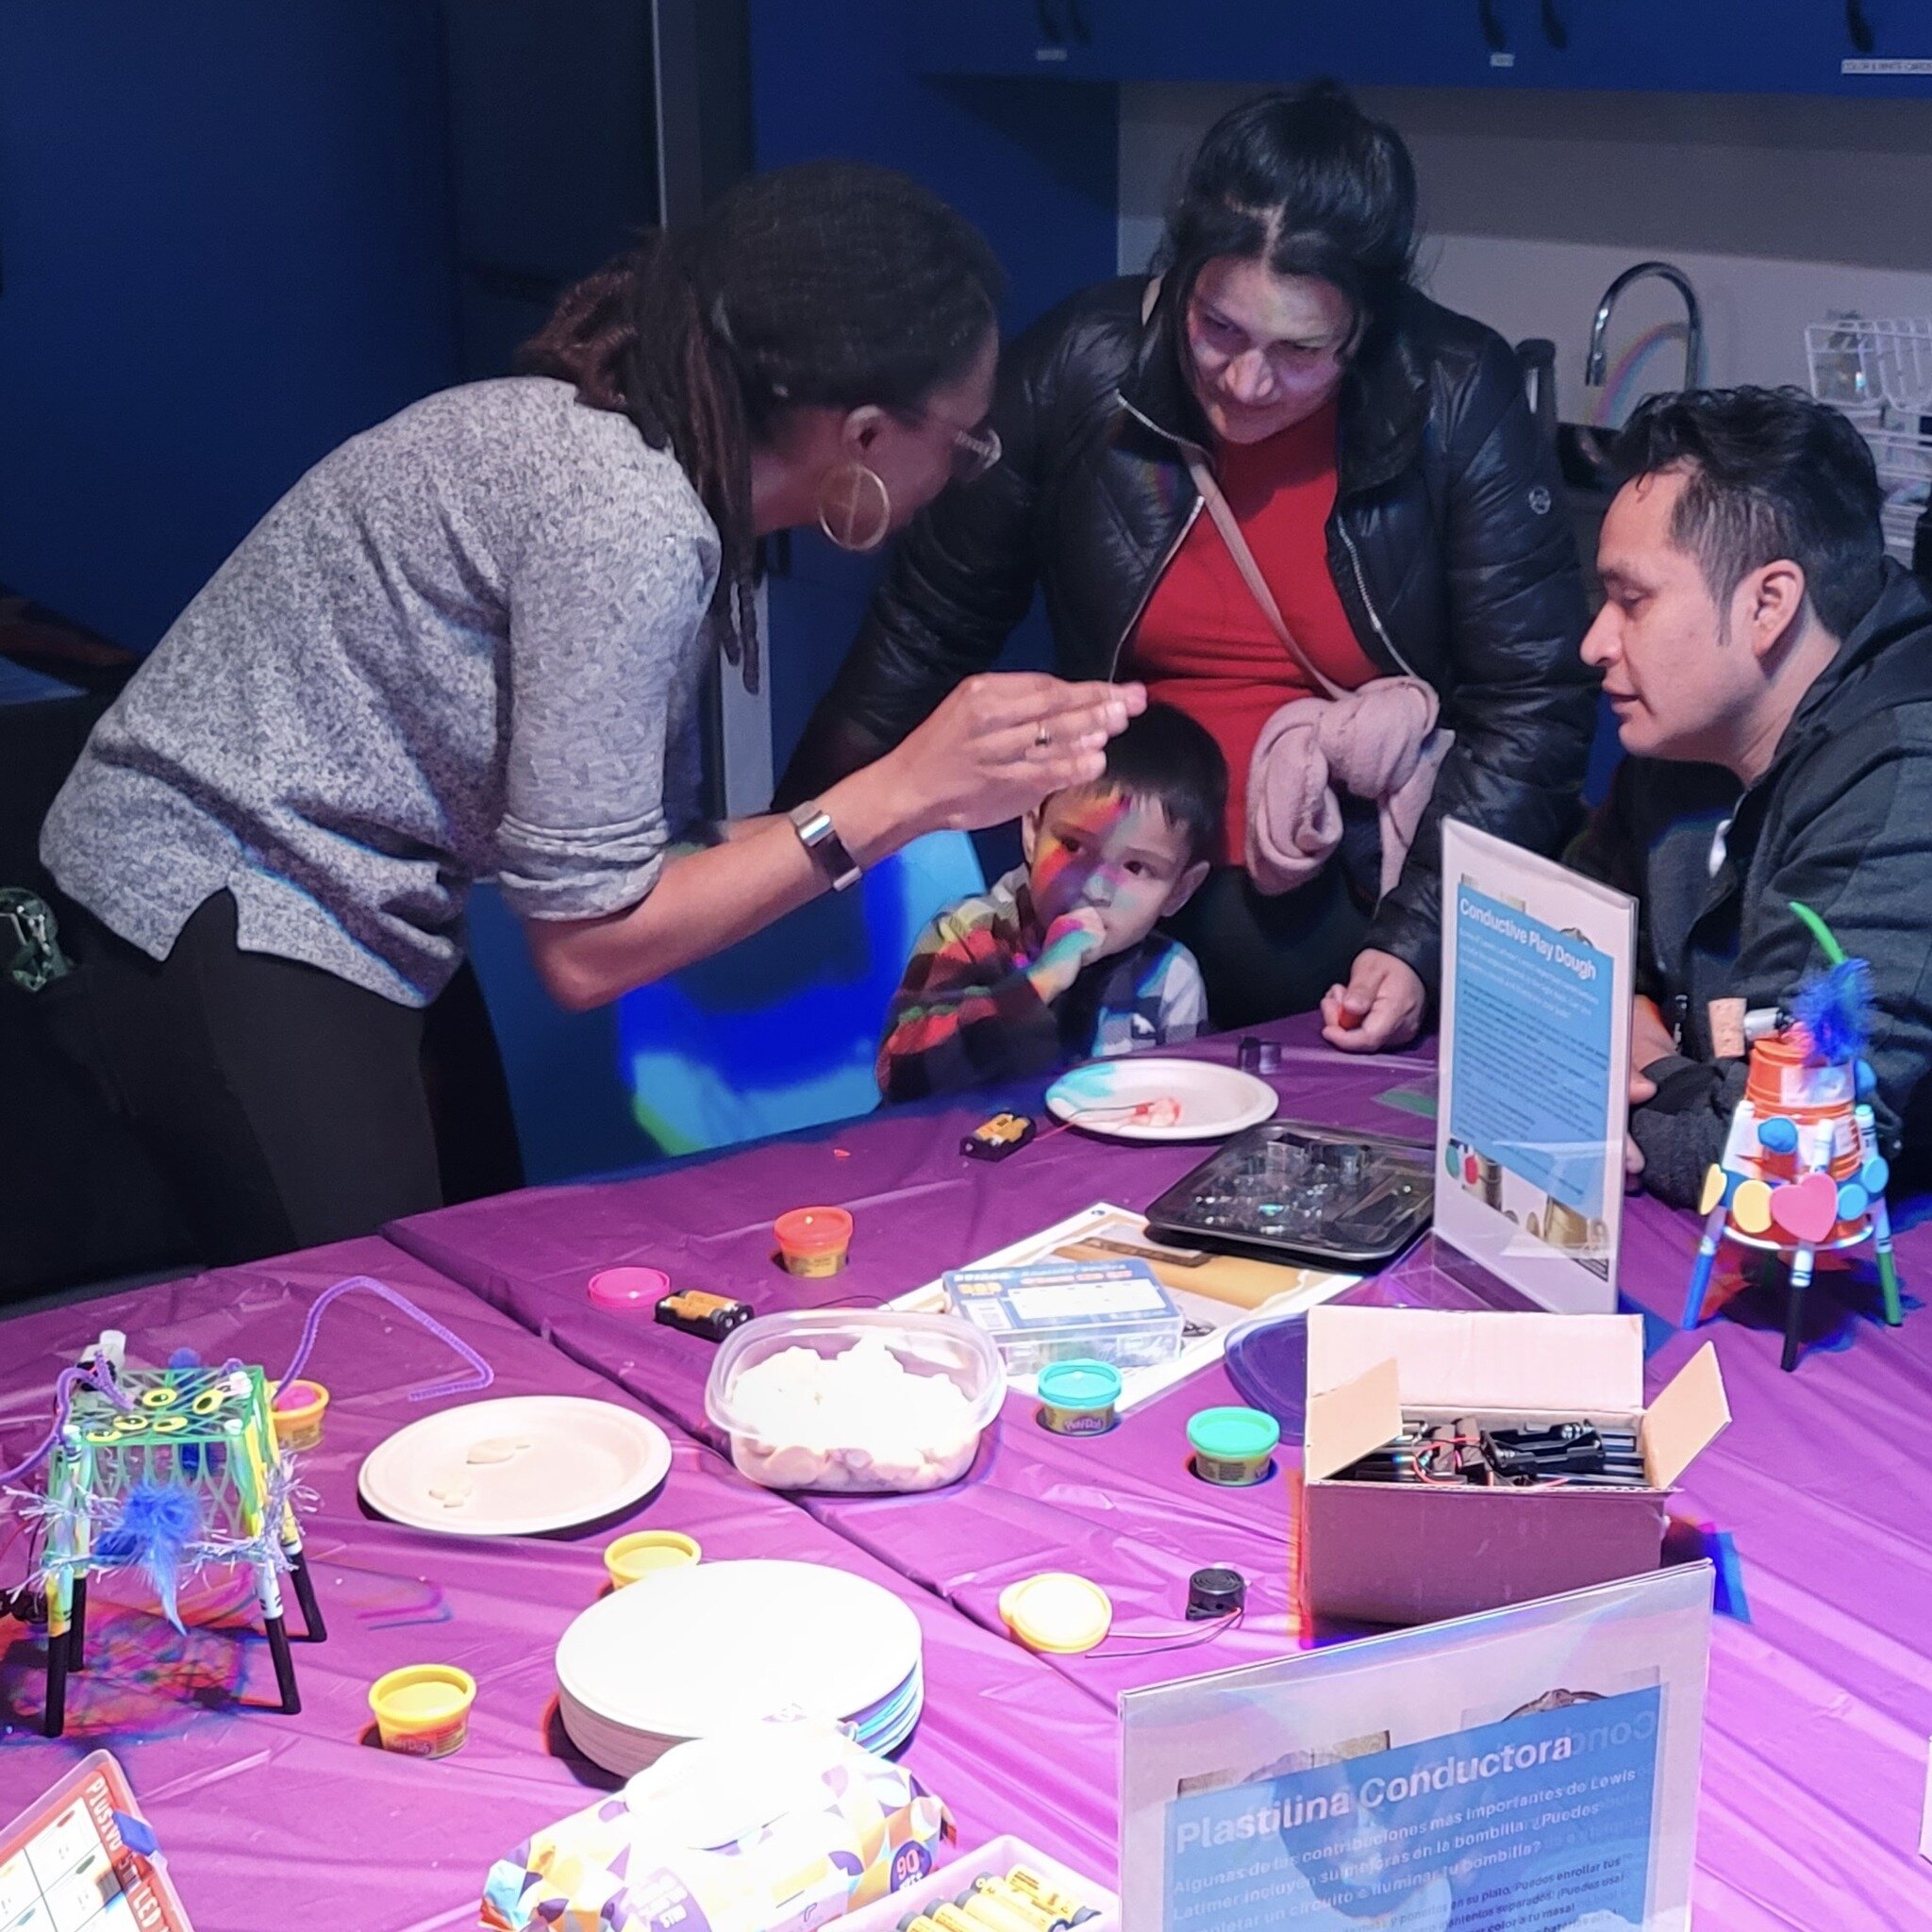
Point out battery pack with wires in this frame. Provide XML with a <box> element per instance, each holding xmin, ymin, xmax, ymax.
<box><xmin>1336</xmin><ymin>1417</ymin><xmax>1650</xmax><ymax>1490</ymax></box>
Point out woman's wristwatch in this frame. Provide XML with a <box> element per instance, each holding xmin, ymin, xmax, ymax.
<box><xmin>787</xmin><ymin>801</ymin><xmax>862</xmax><ymax>891</ymax></box>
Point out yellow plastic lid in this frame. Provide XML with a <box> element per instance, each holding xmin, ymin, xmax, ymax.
<box><xmin>998</xmin><ymin>1573</ymin><xmax>1112</xmax><ymax>1654</ymax></box>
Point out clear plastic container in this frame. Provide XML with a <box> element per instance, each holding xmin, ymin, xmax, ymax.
<box><xmin>837</xmin><ymin>1834</ymin><xmax>1119</xmax><ymax>1932</ymax></box>
<box><xmin>942</xmin><ymin>1259</ymin><xmax>1184</xmax><ymax>1377</ymax></box>
<box><xmin>704</xmin><ymin>1309</ymin><xmax>1006</xmax><ymax>1494</ymax></box>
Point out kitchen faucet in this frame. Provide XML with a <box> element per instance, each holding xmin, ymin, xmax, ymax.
<box><xmin>1585</xmin><ymin>261</ymin><xmax>1704</xmax><ymax>394</ymax></box>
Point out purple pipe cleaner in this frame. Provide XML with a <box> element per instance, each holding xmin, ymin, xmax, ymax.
<box><xmin>0</xmin><ymin>1363</ymin><xmax>135</xmax><ymax>1486</ymax></box>
<box><xmin>275</xmin><ymin>1275</ymin><xmax>493</xmax><ymax>1403</ymax></box>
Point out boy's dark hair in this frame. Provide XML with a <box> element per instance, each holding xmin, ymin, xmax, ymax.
<box><xmin>1065</xmin><ymin>701</ymin><xmax>1227</xmax><ymax>867</ymax></box>
<box><xmin>1157</xmin><ymin>81</ymin><xmax>1418</xmax><ymax>361</ymax></box>
<box><xmin>1612</xmin><ymin>386</ymin><xmax>1887</xmax><ymax>641</ymax></box>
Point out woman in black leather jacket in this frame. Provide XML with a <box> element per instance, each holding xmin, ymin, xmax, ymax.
<box><xmin>781</xmin><ymin>84</ymin><xmax>1594</xmax><ymax>1046</ymax></box>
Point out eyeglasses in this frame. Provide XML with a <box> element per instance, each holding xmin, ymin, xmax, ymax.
<box><xmin>903</xmin><ymin>407</ymin><xmax>1004</xmax><ymax>483</ymax></box>
<box><xmin>945</xmin><ymin>419</ymin><xmax>1003</xmax><ymax>483</ymax></box>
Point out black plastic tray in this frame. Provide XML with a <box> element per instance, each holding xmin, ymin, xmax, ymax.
<box><xmin>1143</xmin><ymin>1118</ymin><xmax>1434</xmax><ymax>1269</ymax></box>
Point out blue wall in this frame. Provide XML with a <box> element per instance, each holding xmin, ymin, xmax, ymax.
<box><xmin>2</xmin><ymin>2</ymin><xmax>1128</xmax><ymax>1188</ymax></box>
<box><xmin>0</xmin><ymin>2</ymin><xmax>456</xmax><ymax>650</ymax></box>
<box><xmin>748</xmin><ymin>0</ymin><xmax>1121</xmax><ymax>777</ymax></box>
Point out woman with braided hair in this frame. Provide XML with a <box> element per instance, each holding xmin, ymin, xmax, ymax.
<box><xmin>39</xmin><ymin>161</ymin><xmax>1145</xmax><ymax>1263</ymax></box>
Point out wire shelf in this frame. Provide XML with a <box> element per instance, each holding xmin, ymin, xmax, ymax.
<box><xmin>1807</xmin><ymin>316</ymin><xmax>1931</xmax><ymax>565</ymax></box>
<box><xmin>1807</xmin><ymin>317</ymin><xmax>1932</xmax><ymax>416</ymax></box>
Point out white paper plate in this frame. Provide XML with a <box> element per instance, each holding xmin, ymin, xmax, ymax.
<box><xmin>557</xmin><ymin>1559</ymin><xmax>922</xmax><ymax>1756</ymax></box>
<box><xmin>358</xmin><ymin>1394</ymin><xmax>672</xmax><ymax>1537</ymax></box>
<box><xmin>1045</xmin><ymin>1057</ymin><xmax>1279</xmax><ymax>1141</ymax></box>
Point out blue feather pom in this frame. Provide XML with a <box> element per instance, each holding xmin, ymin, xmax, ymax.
<box><xmin>94</xmin><ymin>1482</ymin><xmax>202</xmax><ymax>1633</ymax></box>
<box><xmin>1791</xmin><ymin>958</ymin><xmax>1873</xmax><ymax>1066</ymax></box>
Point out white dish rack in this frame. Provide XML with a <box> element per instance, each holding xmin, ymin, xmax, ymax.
<box><xmin>1805</xmin><ymin>316</ymin><xmax>1932</xmax><ymax>564</ymax></box>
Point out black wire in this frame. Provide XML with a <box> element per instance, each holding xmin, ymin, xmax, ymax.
<box><xmin>1095</xmin><ymin>1607</ymin><xmax>1244</xmax><ymax>1656</ymax></box>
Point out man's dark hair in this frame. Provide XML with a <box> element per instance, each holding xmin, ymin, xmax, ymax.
<box><xmin>1158</xmin><ymin>81</ymin><xmax>1418</xmax><ymax>357</ymax></box>
<box><xmin>1066</xmin><ymin>701</ymin><xmax>1228</xmax><ymax>868</ymax></box>
<box><xmin>1612</xmin><ymin>386</ymin><xmax>1887</xmax><ymax>640</ymax></box>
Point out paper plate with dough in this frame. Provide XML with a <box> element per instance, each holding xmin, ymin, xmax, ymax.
<box><xmin>358</xmin><ymin>1394</ymin><xmax>672</xmax><ymax>1537</ymax></box>
<box><xmin>1046</xmin><ymin>1057</ymin><xmax>1278</xmax><ymax>1141</ymax></box>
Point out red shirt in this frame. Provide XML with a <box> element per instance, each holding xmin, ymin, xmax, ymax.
<box><xmin>1129</xmin><ymin>399</ymin><xmax>1376</xmax><ymax>860</ymax></box>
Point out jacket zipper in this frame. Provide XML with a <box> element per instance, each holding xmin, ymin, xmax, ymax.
<box><xmin>1108</xmin><ymin>388</ymin><xmax>1210</xmax><ymax>681</ymax></box>
<box><xmin>1108</xmin><ymin>494</ymin><xmax>1204</xmax><ymax>683</ymax></box>
<box><xmin>1336</xmin><ymin>514</ymin><xmax>1418</xmax><ymax>679</ymax></box>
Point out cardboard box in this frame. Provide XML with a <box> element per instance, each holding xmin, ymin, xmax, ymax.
<box><xmin>1300</xmin><ymin>1306</ymin><xmax>1730</xmax><ymax>1626</ymax></box>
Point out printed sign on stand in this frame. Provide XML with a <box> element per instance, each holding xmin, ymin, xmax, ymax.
<box><xmin>1436</xmin><ymin>820</ymin><xmax>1638</xmax><ymax>1314</ymax></box>
<box><xmin>0</xmin><ymin>1749</ymin><xmax>196</xmax><ymax>1930</ymax></box>
<box><xmin>1120</xmin><ymin>1563</ymin><xmax>1712</xmax><ymax>1932</ymax></box>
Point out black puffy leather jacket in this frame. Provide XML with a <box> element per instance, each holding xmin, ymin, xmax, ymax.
<box><xmin>781</xmin><ymin>275</ymin><xmax>1596</xmax><ymax>985</ymax></box>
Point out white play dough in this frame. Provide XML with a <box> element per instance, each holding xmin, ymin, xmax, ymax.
<box><xmin>728</xmin><ymin>1334</ymin><xmax>981</xmax><ymax>1492</ymax></box>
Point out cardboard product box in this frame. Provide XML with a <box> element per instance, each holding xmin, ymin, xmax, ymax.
<box><xmin>1300</xmin><ymin>1306</ymin><xmax>1730</xmax><ymax>1626</ymax></box>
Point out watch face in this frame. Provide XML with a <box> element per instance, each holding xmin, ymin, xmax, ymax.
<box><xmin>790</xmin><ymin>805</ymin><xmax>858</xmax><ymax>888</ymax></box>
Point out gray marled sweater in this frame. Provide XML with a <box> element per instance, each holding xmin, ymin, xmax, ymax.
<box><xmin>42</xmin><ymin>377</ymin><xmax>720</xmax><ymax>1006</ymax></box>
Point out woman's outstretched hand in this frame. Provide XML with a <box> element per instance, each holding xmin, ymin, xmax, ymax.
<box><xmin>882</xmin><ymin>673</ymin><xmax>1146</xmax><ymax>835</ymax></box>
<box><xmin>521</xmin><ymin>675</ymin><xmax>1141</xmax><ymax>1013</ymax></box>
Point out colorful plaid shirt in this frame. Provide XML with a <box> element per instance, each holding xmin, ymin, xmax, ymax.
<box><xmin>876</xmin><ymin>866</ymin><xmax>1209</xmax><ymax>1102</ymax></box>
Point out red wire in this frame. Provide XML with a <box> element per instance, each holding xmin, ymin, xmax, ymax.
<box><xmin>1033</xmin><ymin>1099</ymin><xmax>1162</xmax><ymax>1145</ymax></box>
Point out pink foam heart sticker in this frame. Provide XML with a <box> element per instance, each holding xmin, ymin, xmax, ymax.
<box><xmin>1770</xmin><ymin>1171</ymin><xmax>1839</xmax><ymax>1244</ymax></box>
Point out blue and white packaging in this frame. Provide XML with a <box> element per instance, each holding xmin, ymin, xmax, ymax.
<box><xmin>941</xmin><ymin>1259</ymin><xmax>1184</xmax><ymax>1375</ymax></box>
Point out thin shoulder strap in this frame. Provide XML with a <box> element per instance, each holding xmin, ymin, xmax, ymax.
<box><xmin>1185</xmin><ymin>452</ymin><xmax>1347</xmax><ymax>701</ymax></box>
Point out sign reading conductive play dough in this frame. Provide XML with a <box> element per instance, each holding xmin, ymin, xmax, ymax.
<box><xmin>1120</xmin><ymin>1564</ymin><xmax>1713</xmax><ymax>1932</ymax></box>
<box><xmin>1437</xmin><ymin>821</ymin><xmax>1637</xmax><ymax>1314</ymax></box>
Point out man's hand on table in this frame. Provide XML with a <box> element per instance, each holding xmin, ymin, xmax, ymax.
<box><xmin>1322</xmin><ymin>949</ymin><xmax>1425</xmax><ymax>1054</ymax></box>
<box><xmin>1624</xmin><ymin>1065</ymin><xmax>1656</xmax><ymax>1188</ymax></box>
<box><xmin>1623</xmin><ymin>995</ymin><xmax>1677</xmax><ymax>1190</ymax></box>
<box><xmin>1631</xmin><ymin>994</ymin><xmax>1678</xmax><ymax>1078</ymax></box>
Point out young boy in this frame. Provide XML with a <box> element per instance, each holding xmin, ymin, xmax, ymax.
<box><xmin>876</xmin><ymin>703</ymin><xmax>1225</xmax><ymax>1102</ymax></box>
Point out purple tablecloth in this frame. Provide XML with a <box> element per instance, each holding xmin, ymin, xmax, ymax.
<box><xmin>388</xmin><ymin>1016</ymin><xmax>1932</xmax><ymax>1932</ymax></box>
<box><xmin>0</xmin><ymin>1239</ymin><xmax>1117</xmax><ymax>1931</ymax></box>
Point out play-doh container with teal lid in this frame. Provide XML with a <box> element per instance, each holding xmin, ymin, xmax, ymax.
<box><xmin>1036</xmin><ymin>1359</ymin><xmax>1123</xmax><ymax>1436</ymax></box>
<box><xmin>1187</xmin><ymin>1406</ymin><xmax>1280</xmax><ymax>1485</ymax></box>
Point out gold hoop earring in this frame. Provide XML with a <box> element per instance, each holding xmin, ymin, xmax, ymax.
<box><xmin>815</xmin><ymin>461</ymin><xmax>892</xmax><ymax>553</ymax></box>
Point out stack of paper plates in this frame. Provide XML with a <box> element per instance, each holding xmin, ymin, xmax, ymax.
<box><xmin>556</xmin><ymin>1558</ymin><xmax>924</xmax><ymax>1775</ymax></box>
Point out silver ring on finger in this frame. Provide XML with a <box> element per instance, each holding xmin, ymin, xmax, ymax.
<box><xmin>1033</xmin><ymin>721</ymin><xmax>1053</xmax><ymax>749</ymax></box>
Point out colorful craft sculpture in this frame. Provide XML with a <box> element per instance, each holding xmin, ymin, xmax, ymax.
<box><xmin>32</xmin><ymin>1357</ymin><xmax>323</xmax><ymax>1735</ymax></box>
<box><xmin>0</xmin><ymin>1276</ymin><xmax>491</xmax><ymax>1736</ymax></box>
<box><xmin>1681</xmin><ymin>904</ymin><xmax>1904</xmax><ymax>1369</ymax></box>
